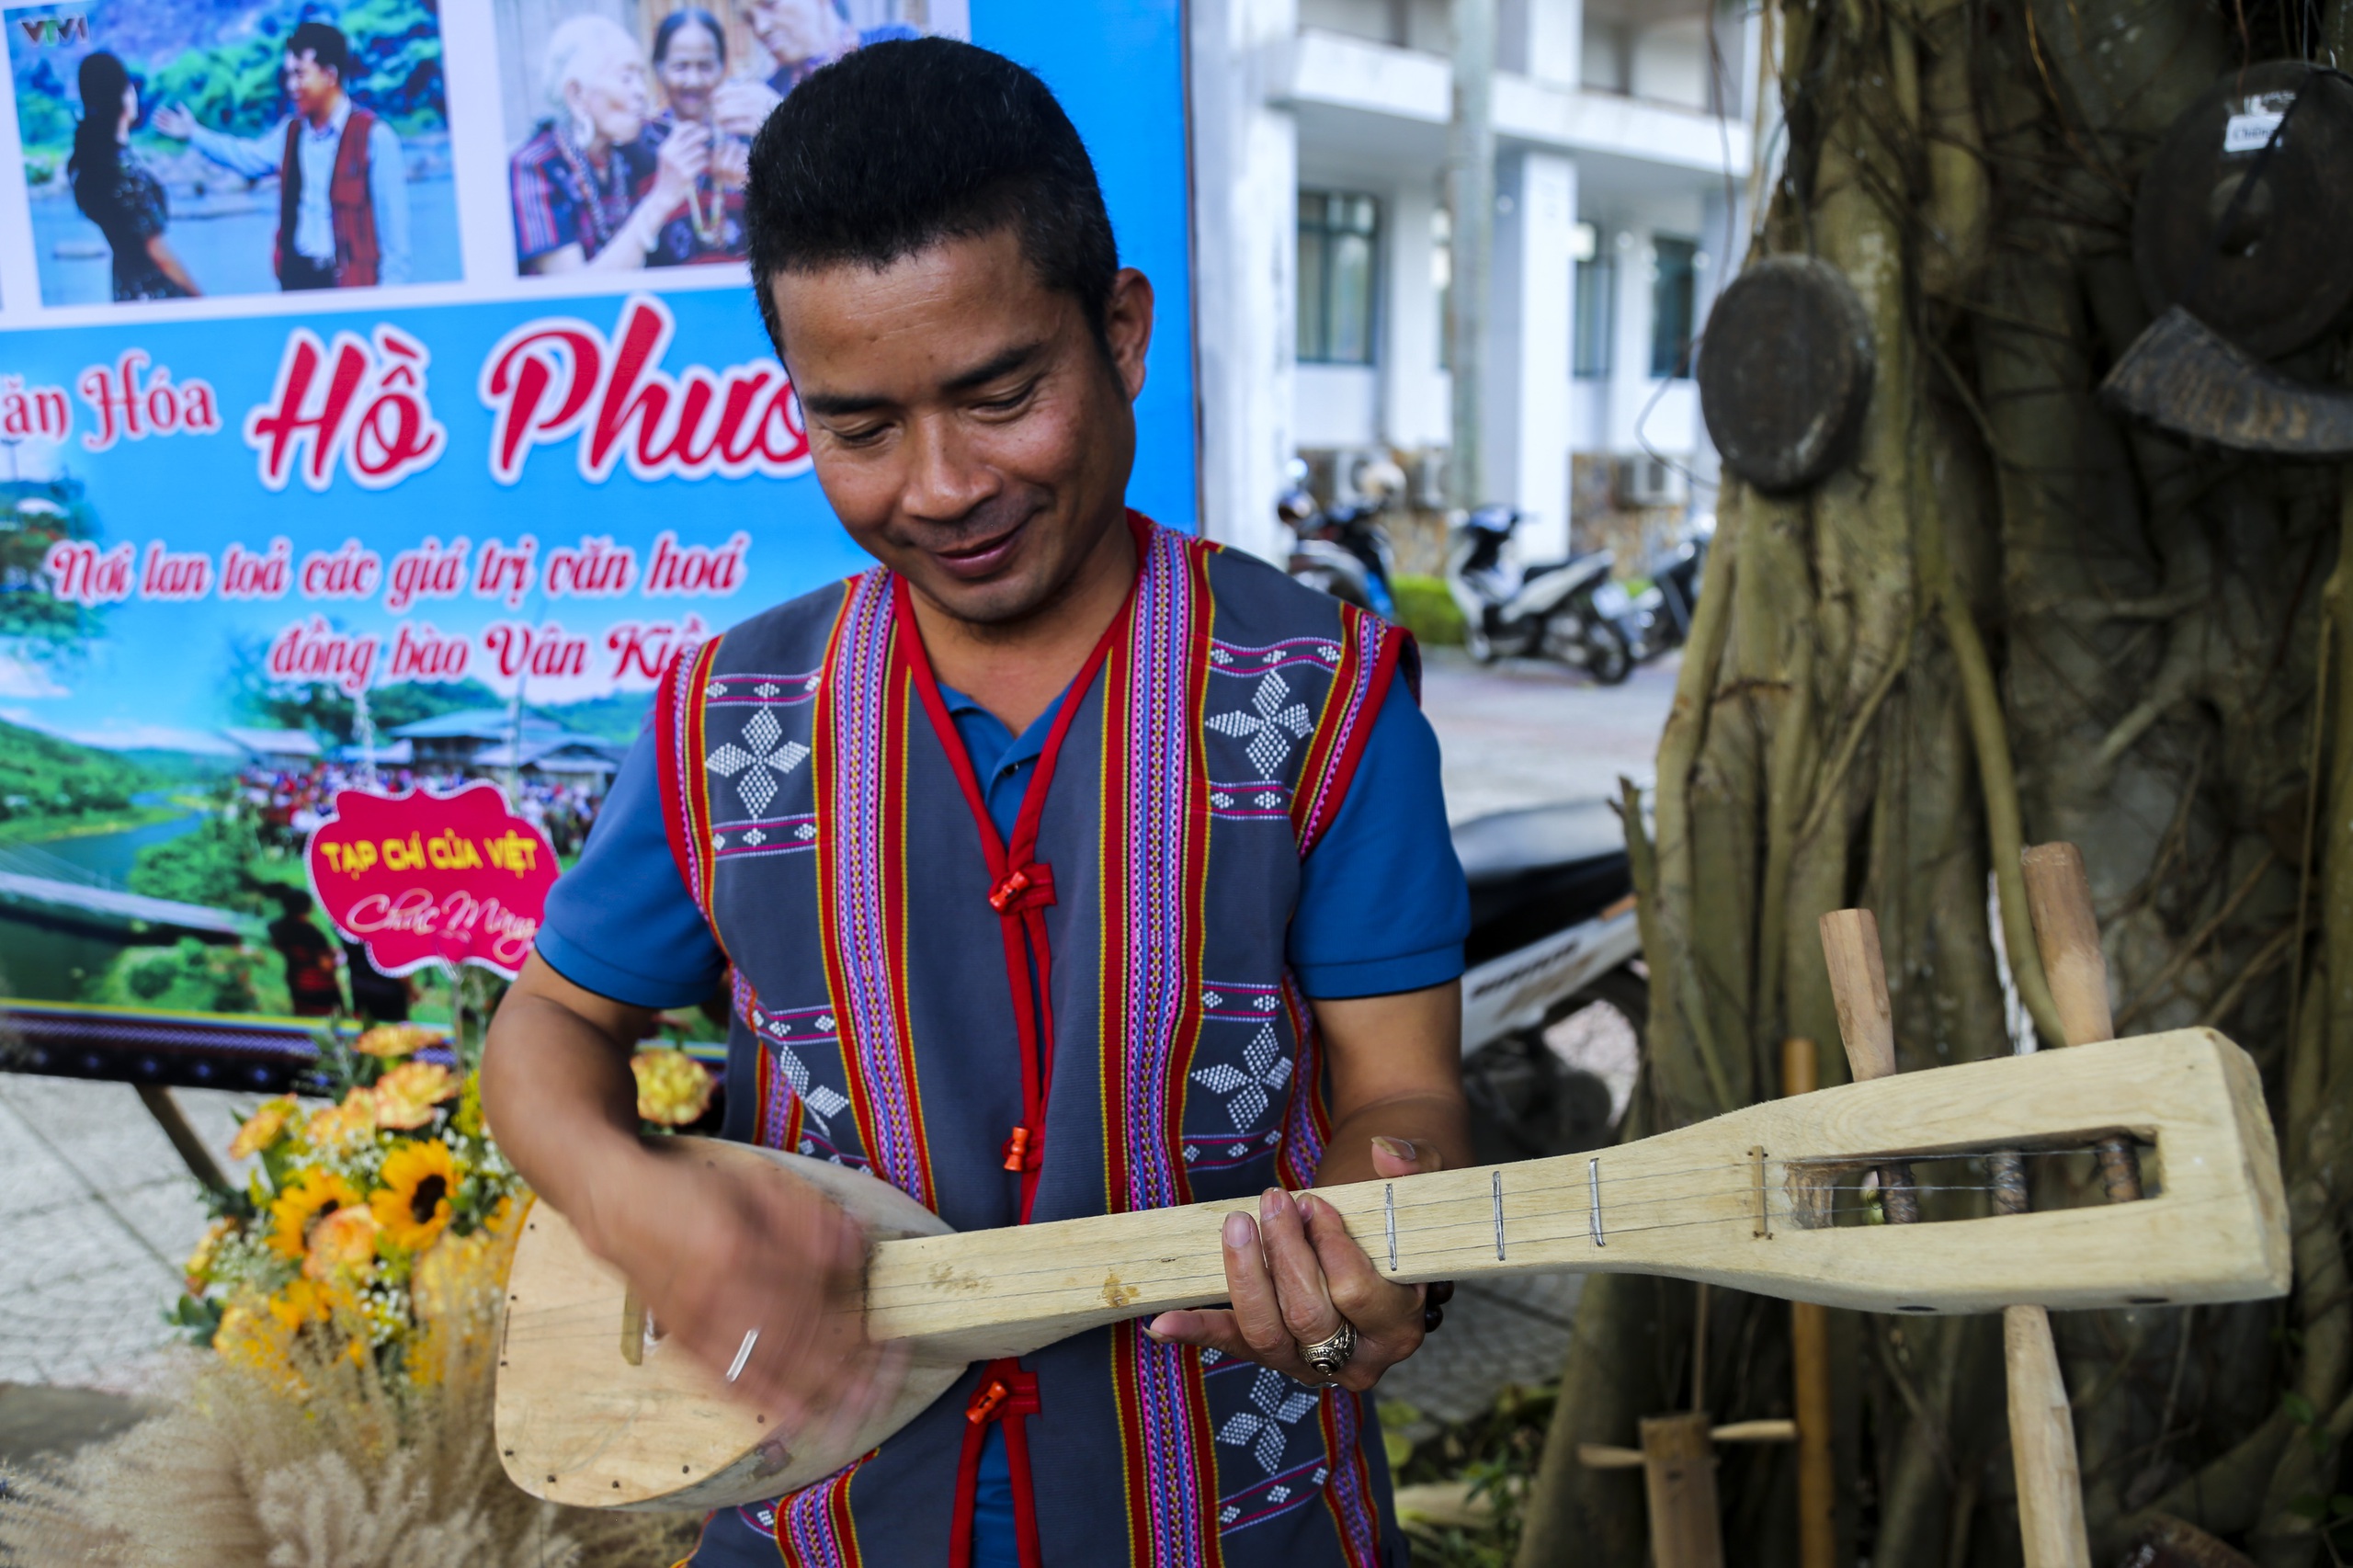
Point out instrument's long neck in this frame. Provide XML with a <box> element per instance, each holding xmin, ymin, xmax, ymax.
<box><xmin>864</xmin><ymin>1150</ymin><xmax>1641</xmax><ymax>1365</ymax></box>
<box><xmin>857</xmin><ymin>1032</ymin><xmax>2279</xmax><ymax>1364</ymax></box>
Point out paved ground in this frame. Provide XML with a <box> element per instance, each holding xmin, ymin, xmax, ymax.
<box><xmin>0</xmin><ymin>650</ymin><xmax>1676</xmax><ymax>1440</ymax></box>
<box><xmin>0</xmin><ymin>1074</ymin><xmax>263</xmax><ymax>1397</ymax></box>
<box><xmin>1422</xmin><ymin>647</ymin><xmax>1678</xmax><ymax>824</ymax></box>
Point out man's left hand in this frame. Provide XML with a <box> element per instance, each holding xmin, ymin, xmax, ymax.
<box><xmin>1145</xmin><ymin>1135</ymin><xmax>1438</xmax><ymax>1392</ymax></box>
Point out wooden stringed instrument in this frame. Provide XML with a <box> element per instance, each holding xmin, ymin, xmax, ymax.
<box><xmin>494</xmin><ymin>1028</ymin><xmax>2289</xmax><ymax>1512</ymax></box>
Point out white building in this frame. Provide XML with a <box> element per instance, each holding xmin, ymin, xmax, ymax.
<box><xmin>1188</xmin><ymin>0</ymin><xmax>1759</xmax><ymax>563</ymax></box>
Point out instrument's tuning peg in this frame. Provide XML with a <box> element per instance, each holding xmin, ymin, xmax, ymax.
<box><xmin>2021</xmin><ymin>842</ymin><xmax>2140</xmax><ymax>1205</ymax></box>
<box><xmin>1817</xmin><ymin>908</ymin><xmax>1915</xmax><ymax>1225</ymax></box>
<box><xmin>2019</xmin><ymin>843</ymin><xmax>2114</xmax><ymax>1046</ymax></box>
<box><xmin>1817</xmin><ymin>908</ymin><xmax>1896</xmax><ymax>1084</ymax></box>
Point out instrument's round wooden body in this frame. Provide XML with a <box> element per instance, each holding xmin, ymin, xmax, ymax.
<box><xmin>494</xmin><ymin>1141</ymin><xmax>964</xmax><ymax>1511</ymax></box>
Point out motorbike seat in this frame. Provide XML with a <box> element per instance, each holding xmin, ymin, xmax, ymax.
<box><xmin>1451</xmin><ymin>800</ymin><xmax>1634</xmax><ymax>967</ymax></box>
<box><xmin>1520</xmin><ymin>550</ymin><xmax>1612</xmax><ymax>585</ymax></box>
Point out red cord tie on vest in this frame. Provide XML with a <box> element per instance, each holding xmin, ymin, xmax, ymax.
<box><xmin>949</xmin><ymin>1358</ymin><xmax>1044</xmax><ymax>1568</ymax></box>
<box><xmin>966</xmin><ymin>1378</ymin><xmax>1011</xmax><ymax>1425</ymax></box>
<box><xmin>1000</xmin><ymin>1125</ymin><xmax>1044</xmax><ymax>1173</ymax></box>
<box><xmin>986</xmin><ymin>863</ymin><xmax>1056</xmax><ymax>914</ymax></box>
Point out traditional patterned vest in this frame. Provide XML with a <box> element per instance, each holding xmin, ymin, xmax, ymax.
<box><xmin>654</xmin><ymin>517</ymin><xmax>1412</xmax><ymax>1568</ymax></box>
<box><xmin>277</xmin><ymin>106</ymin><xmax>381</xmax><ymax>287</ymax></box>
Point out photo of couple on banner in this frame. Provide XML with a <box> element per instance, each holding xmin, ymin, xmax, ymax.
<box><xmin>7</xmin><ymin>0</ymin><xmax>453</xmax><ymax>304</ymax></box>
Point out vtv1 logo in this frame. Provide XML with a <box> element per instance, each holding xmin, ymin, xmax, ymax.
<box><xmin>19</xmin><ymin>15</ymin><xmax>90</xmax><ymax>44</ymax></box>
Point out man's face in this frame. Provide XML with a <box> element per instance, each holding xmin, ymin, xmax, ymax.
<box><xmin>745</xmin><ymin>0</ymin><xmax>832</xmax><ymax>63</ymax></box>
<box><xmin>771</xmin><ymin>227</ymin><xmax>1153</xmax><ymax>631</ymax></box>
<box><xmin>284</xmin><ymin>50</ymin><xmax>339</xmax><ymax>119</ymax></box>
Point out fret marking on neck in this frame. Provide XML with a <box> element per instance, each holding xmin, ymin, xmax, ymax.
<box><xmin>1588</xmin><ymin>1157</ymin><xmax>1606</xmax><ymax>1247</ymax></box>
<box><xmin>1384</xmin><ymin>1183</ymin><xmax>1397</xmax><ymax>1271</ymax></box>
<box><xmin>1493</xmin><ymin>1169</ymin><xmax>1506</xmax><ymax>1261</ymax></box>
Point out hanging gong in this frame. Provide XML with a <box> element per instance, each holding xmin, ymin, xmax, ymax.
<box><xmin>2133</xmin><ymin>62</ymin><xmax>2353</xmax><ymax>360</ymax></box>
<box><xmin>1697</xmin><ymin>255</ymin><xmax>1875</xmax><ymax>494</ymax></box>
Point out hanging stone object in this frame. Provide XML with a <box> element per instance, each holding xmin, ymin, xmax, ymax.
<box><xmin>2133</xmin><ymin>62</ymin><xmax>2353</xmax><ymax>361</ymax></box>
<box><xmin>1697</xmin><ymin>256</ymin><xmax>1874</xmax><ymax>494</ymax></box>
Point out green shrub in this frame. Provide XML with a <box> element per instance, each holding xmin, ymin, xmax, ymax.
<box><xmin>1392</xmin><ymin>574</ymin><xmax>1464</xmax><ymax>646</ymax></box>
<box><xmin>129</xmin><ymin>811</ymin><xmax>270</xmax><ymax>915</ymax></box>
<box><xmin>88</xmin><ymin>938</ymin><xmax>287</xmax><ymax>1015</ymax></box>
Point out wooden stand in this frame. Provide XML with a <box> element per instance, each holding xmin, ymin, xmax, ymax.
<box><xmin>1576</xmin><ymin>1414</ymin><xmax>1797</xmax><ymax>1568</ymax></box>
<box><xmin>1575</xmin><ymin>1265</ymin><xmax>1801</xmax><ymax>1567</ymax></box>
<box><xmin>134</xmin><ymin>1083</ymin><xmax>230</xmax><ymax>1195</ymax></box>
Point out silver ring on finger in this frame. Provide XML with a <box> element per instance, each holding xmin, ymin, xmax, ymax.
<box><xmin>1297</xmin><ymin>1319</ymin><xmax>1357</xmax><ymax>1380</ymax></box>
<box><xmin>725</xmin><ymin>1327</ymin><xmax>760</xmax><ymax>1384</ymax></box>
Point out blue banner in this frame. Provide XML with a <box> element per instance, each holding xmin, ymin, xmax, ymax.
<box><xmin>0</xmin><ymin>0</ymin><xmax>1193</xmax><ymax>1026</ymax></box>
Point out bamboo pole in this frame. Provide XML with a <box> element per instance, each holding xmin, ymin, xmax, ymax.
<box><xmin>1782</xmin><ymin>1037</ymin><xmax>1836</xmax><ymax>1568</ymax></box>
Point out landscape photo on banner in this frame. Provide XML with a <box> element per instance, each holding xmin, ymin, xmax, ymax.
<box><xmin>0</xmin><ymin>0</ymin><xmax>1195</xmax><ymax>1033</ymax></box>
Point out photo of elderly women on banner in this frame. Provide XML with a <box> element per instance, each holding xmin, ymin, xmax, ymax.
<box><xmin>6</xmin><ymin>0</ymin><xmax>460</xmax><ymax>305</ymax></box>
<box><xmin>494</xmin><ymin>0</ymin><xmax>963</xmax><ymax>276</ymax></box>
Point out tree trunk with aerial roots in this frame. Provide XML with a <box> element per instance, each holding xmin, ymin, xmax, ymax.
<box><xmin>1514</xmin><ymin>1</ymin><xmax>2353</xmax><ymax>1562</ymax></box>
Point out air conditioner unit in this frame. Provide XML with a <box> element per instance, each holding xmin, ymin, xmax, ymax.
<box><xmin>1616</xmin><ymin>454</ymin><xmax>1688</xmax><ymax>508</ymax></box>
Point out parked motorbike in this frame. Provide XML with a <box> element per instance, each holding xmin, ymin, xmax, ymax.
<box><xmin>1625</xmin><ymin>513</ymin><xmax>1714</xmax><ymax>665</ymax></box>
<box><xmin>1444</xmin><ymin>505</ymin><xmax>1637</xmax><ymax>685</ymax></box>
<box><xmin>1451</xmin><ymin>798</ymin><xmax>1646</xmax><ymax>1163</ymax></box>
<box><xmin>1280</xmin><ymin>462</ymin><xmax>1399</xmax><ymax>619</ymax></box>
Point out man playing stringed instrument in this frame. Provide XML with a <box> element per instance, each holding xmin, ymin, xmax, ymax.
<box><xmin>483</xmin><ymin>38</ymin><xmax>1470</xmax><ymax>1568</ymax></box>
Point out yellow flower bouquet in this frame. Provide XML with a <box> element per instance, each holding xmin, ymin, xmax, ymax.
<box><xmin>174</xmin><ymin>1022</ymin><xmax>524</xmax><ymax>1385</ymax></box>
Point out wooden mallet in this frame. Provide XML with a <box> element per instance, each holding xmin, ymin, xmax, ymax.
<box><xmin>1819</xmin><ymin>906</ymin><xmax>2091</xmax><ymax>1568</ymax></box>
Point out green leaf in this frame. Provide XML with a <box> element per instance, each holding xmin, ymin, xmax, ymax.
<box><xmin>165</xmin><ymin>1293</ymin><xmax>224</xmax><ymax>1347</ymax></box>
<box><xmin>2285</xmin><ymin>1392</ymin><xmax>2317</xmax><ymax>1426</ymax></box>
<box><xmin>2290</xmin><ymin>1493</ymin><xmax>2329</xmax><ymax>1521</ymax></box>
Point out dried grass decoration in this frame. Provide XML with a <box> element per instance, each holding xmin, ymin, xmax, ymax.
<box><xmin>0</xmin><ymin>1021</ymin><xmax>695</xmax><ymax>1567</ymax></box>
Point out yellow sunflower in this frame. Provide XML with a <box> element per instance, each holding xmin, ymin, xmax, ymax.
<box><xmin>267</xmin><ymin>1275</ymin><xmax>338</xmax><ymax>1329</ymax></box>
<box><xmin>372</xmin><ymin>1061</ymin><xmax>460</xmax><ymax>1131</ymax></box>
<box><xmin>302</xmin><ymin>1203</ymin><xmax>381</xmax><ymax>1282</ymax></box>
<box><xmin>371</xmin><ymin>1140</ymin><xmax>461</xmax><ymax>1251</ymax></box>
<box><xmin>267</xmin><ymin>1168</ymin><xmax>362</xmax><ymax>1260</ymax></box>
<box><xmin>353</xmin><ymin>1021</ymin><xmax>444</xmax><ymax>1058</ymax></box>
<box><xmin>229</xmin><ymin>1096</ymin><xmax>298</xmax><ymax>1159</ymax></box>
<box><xmin>632</xmin><ymin>1047</ymin><xmax>716</xmax><ymax>1126</ymax></box>
<box><xmin>304</xmin><ymin>1086</ymin><xmax>377</xmax><ymax>1146</ymax></box>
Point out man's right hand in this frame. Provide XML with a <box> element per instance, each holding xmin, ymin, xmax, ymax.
<box><xmin>150</xmin><ymin>104</ymin><xmax>193</xmax><ymax>140</ymax></box>
<box><xmin>581</xmin><ymin>1139</ymin><xmax>887</xmax><ymax>1438</ymax></box>
<box><xmin>483</xmin><ymin>955</ymin><xmax>890</xmax><ymax>1444</ymax></box>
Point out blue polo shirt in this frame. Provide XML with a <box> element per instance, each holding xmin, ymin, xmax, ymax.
<box><xmin>540</xmin><ymin>676</ymin><xmax>1468</xmax><ymax>1007</ymax></box>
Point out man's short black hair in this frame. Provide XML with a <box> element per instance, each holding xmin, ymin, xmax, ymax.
<box><xmin>745</xmin><ymin>38</ymin><xmax>1118</xmax><ymax>357</ymax></box>
<box><xmin>287</xmin><ymin>20</ymin><xmax>351</xmax><ymax>82</ymax></box>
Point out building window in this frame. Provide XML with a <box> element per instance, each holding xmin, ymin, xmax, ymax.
<box><xmin>1573</xmin><ymin>226</ymin><xmax>1614</xmax><ymax>380</ymax></box>
<box><xmin>1650</xmin><ymin>235</ymin><xmax>1698</xmax><ymax>378</ymax></box>
<box><xmin>1299</xmin><ymin>189</ymin><xmax>1381</xmax><ymax>366</ymax></box>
